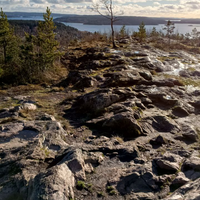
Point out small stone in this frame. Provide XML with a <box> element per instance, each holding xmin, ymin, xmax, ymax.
<box><xmin>22</xmin><ymin>103</ymin><xmax>37</xmax><ymax>111</ymax></box>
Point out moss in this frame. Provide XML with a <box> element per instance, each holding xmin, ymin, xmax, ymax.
<box><xmin>114</xmin><ymin>136</ymin><xmax>124</xmax><ymax>144</ymax></box>
<box><xmin>181</xmin><ymin>78</ymin><xmax>200</xmax><ymax>87</ymax></box>
<box><xmin>106</xmin><ymin>186</ymin><xmax>114</xmax><ymax>192</ymax></box>
<box><xmin>162</xmin><ymin>74</ymin><xmax>200</xmax><ymax>87</ymax></box>
<box><xmin>87</xmin><ymin>183</ymin><xmax>93</xmax><ymax>192</ymax></box>
<box><xmin>76</xmin><ymin>181</ymin><xmax>86</xmax><ymax>190</ymax></box>
<box><xmin>109</xmin><ymin>190</ymin><xmax>117</xmax><ymax>195</ymax></box>
<box><xmin>97</xmin><ymin>191</ymin><xmax>105</xmax><ymax>197</ymax></box>
<box><xmin>187</xmin><ymin>67</ymin><xmax>196</xmax><ymax>72</ymax></box>
<box><xmin>40</xmin><ymin>147</ymin><xmax>50</xmax><ymax>157</ymax></box>
<box><xmin>106</xmin><ymin>186</ymin><xmax>117</xmax><ymax>195</ymax></box>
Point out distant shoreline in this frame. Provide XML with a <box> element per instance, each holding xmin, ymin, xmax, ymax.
<box><xmin>6</xmin><ymin>13</ymin><xmax>200</xmax><ymax>26</ymax></box>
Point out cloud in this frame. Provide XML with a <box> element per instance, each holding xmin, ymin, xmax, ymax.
<box><xmin>153</xmin><ymin>2</ymin><xmax>160</xmax><ymax>6</ymax></box>
<box><xmin>1</xmin><ymin>0</ymin><xmax>200</xmax><ymax>18</ymax></box>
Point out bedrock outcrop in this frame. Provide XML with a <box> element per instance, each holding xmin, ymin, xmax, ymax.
<box><xmin>1</xmin><ymin>41</ymin><xmax>200</xmax><ymax>200</ymax></box>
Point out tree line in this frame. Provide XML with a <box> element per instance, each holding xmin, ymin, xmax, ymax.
<box><xmin>0</xmin><ymin>7</ymin><xmax>61</xmax><ymax>84</ymax></box>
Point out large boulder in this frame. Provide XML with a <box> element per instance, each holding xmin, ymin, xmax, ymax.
<box><xmin>104</xmin><ymin>70</ymin><xmax>143</xmax><ymax>87</ymax></box>
<box><xmin>154</xmin><ymin>153</ymin><xmax>182</xmax><ymax>174</ymax></box>
<box><xmin>28</xmin><ymin>164</ymin><xmax>75</xmax><ymax>200</ymax></box>
<box><xmin>59</xmin><ymin>148</ymin><xmax>87</xmax><ymax>180</ymax></box>
<box><xmin>102</xmin><ymin>112</ymin><xmax>144</xmax><ymax>139</ymax></box>
<box><xmin>77</xmin><ymin>88</ymin><xmax>135</xmax><ymax>114</ymax></box>
<box><xmin>165</xmin><ymin>177</ymin><xmax>200</xmax><ymax>200</ymax></box>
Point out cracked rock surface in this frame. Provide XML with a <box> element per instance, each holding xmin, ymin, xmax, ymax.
<box><xmin>0</xmin><ymin>41</ymin><xmax>200</xmax><ymax>200</ymax></box>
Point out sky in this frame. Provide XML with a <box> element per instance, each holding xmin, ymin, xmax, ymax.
<box><xmin>1</xmin><ymin>0</ymin><xmax>200</xmax><ymax>18</ymax></box>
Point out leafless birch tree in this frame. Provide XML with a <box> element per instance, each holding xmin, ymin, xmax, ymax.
<box><xmin>92</xmin><ymin>0</ymin><xmax>121</xmax><ymax>48</ymax></box>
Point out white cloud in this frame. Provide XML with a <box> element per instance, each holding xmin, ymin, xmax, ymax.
<box><xmin>0</xmin><ymin>0</ymin><xmax>200</xmax><ymax>18</ymax></box>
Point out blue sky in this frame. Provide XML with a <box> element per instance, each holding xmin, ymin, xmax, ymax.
<box><xmin>0</xmin><ymin>0</ymin><xmax>200</xmax><ymax>18</ymax></box>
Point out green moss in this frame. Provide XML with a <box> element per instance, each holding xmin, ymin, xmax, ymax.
<box><xmin>97</xmin><ymin>191</ymin><xmax>105</xmax><ymax>197</ymax></box>
<box><xmin>76</xmin><ymin>181</ymin><xmax>86</xmax><ymax>190</ymax></box>
<box><xmin>162</xmin><ymin>74</ymin><xmax>200</xmax><ymax>87</ymax></box>
<box><xmin>187</xmin><ymin>67</ymin><xmax>196</xmax><ymax>72</ymax></box>
<box><xmin>109</xmin><ymin>190</ymin><xmax>117</xmax><ymax>195</ymax></box>
<box><xmin>181</xmin><ymin>78</ymin><xmax>200</xmax><ymax>87</ymax></box>
<box><xmin>40</xmin><ymin>147</ymin><xmax>50</xmax><ymax>157</ymax></box>
<box><xmin>106</xmin><ymin>185</ymin><xmax>116</xmax><ymax>195</ymax></box>
<box><xmin>106</xmin><ymin>186</ymin><xmax>114</xmax><ymax>192</ymax></box>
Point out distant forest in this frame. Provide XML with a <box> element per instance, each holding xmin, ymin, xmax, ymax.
<box><xmin>54</xmin><ymin>15</ymin><xmax>200</xmax><ymax>25</ymax></box>
<box><xmin>8</xmin><ymin>20</ymin><xmax>82</xmax><ymax>39</ymax></box>
<box><xmin>6</xmin><ymin>12</ymin><xmax>200</xmax><ymax>25</ymax></box>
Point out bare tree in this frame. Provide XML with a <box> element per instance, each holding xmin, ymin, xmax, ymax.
<box><xmin>92</xmin><ymin>0</ymin><xmax>121</xmax><ymax>48</ymax></box>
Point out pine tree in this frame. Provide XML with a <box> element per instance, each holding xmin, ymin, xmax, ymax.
<box><xmin>119</xmin><ymin>25</ymin><xmax>126</xmax><ymax>38</ymax></box>
<box><xmin>34</xmin><ymin>7</ymin><xmax>61</xmax><ymax>72</ymax></box>
<box><xmin>138</xmin><ymin>22</ymin><xmax>146</xmax><ymax>43</ymax></box>
<box><xmin>163</xmin><ymin>20</ymin><xmax>175</xmax><ymax>46</ymax></box>
<box><xmin>20</xmin><ymin>33</ymin><xmax>36</xmax><ymax>82</ymax></box>
<box><xmin>0</xmin><ymin>8</ymin><xmax>11</xmax><ymax>64</ymax></box>
<box><xmin>0</xmin><ymin>8</ymin><xmax>20</xmax><ymax>80</ymax></box>
<box><xmin>150</xmin><ymin>27</ymin><xmax>159</xmax><ymax>41</ymax></box>
<box><xmin>191</xmin><ymin>28</ymin><xmax>200</xmax><ymax>46</ymax></box>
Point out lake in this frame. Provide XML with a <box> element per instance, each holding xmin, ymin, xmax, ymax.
<box><xmin>62</xmin><ymin>22</ymin><xmax>200</xmax><ymax>35</ymax></box>
<box><xmin>8</xmin><ymin>16</ymin><xmax>200</xmax><ymax>35</ymax></box>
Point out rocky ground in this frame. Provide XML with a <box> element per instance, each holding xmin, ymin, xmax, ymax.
<box><xmin>0</xmin><ymin>39</ymin><xmax>200</xmax><ymax>200</ymax></box>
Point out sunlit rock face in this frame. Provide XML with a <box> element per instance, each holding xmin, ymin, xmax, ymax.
<box><xmin>1</xmin><ymin>39</ymin><xmax>200</xmax><ymax>200</ymax></box>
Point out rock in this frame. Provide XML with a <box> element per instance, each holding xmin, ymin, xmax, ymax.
<box><xmin>58</xmin><ymin>70</ymin><xmax>91</xmax><ymax>87</ymax></box>
<box><xmin>156</xmin><ymin>159</ymin><xmax>179</xmax><ymax>173</ymax></box>
<box><xmin>152</xmin><ymin>115</ymin><xmax>179</xmax><ymax>133</ymax></box>
<box><xmin>142</xmin><ymin>172</ymin><xmax>159</xmax><ymax>190</ymax></box>
<box><xmin>22</xmin><ymin>103</ymin><xmax>37</xmax><ymax>111</ymax></box>
<box><xmin>183</xmin><ymin>156</ymin><xmax>200</xmax><ymax>171</ymax></box>
<box><xmin>78</xmin><ymin>88</ymin><xmax>134</xmax><ymax>113</ymax></box>
<box><xmin>191</xmin><ymin>70</ymin><xmax>200</xmax><ymax>77</ymax></box>
<box><xmin>184</xmin><ymin>170</ymin><xmax>200</xmax><ymax>181</ymax></box>
<box><xmin>190</xmin><ymin>100</ymin><xmax>200</xmax><ymax>109</ymax></box>
<box><xmin>181</xmin><ymin>124</ymin><xmax>198</xmax><ymax>142</ymax></box>
<box><xmin>29</xmin><ymin>164</ymin><xmax>75</xmax><ymax>200</ymax></box>
<box><xmin>104</xmin><ymin>70</ymin><xmax>143</xmax><ymax>87</ymax></box>
<box><xmin>155</xmin><ymin>153</ymin><xmax>182</xmax><ymax>173</ymax></box>
<box><xmin>0</xmin><ymin>109</ymin><xmax>14</xmax><ymax>119</ymax></box>
<box><xmin>1</xmin><ymin>41</ymin><xmax>200</xmax><ymax>200</ymax></box>
<box><xmin>172</xmin><ymin>106</ymin><xmax>189</xmax><ymax>117</ymax></box>
<box><xmin>38</xmin><ymin>113</ymin><xmax>56</xmax><ymax>121</ymax></box>
<box><xmin>139</xmin><ymin>71</ymin><xmax>153</xmax><ymax>81</ymax></box>
<box><xmin>129</xmin><ymin>192</ymin><xmax>157</xmax><ymax>200</ymax></box>
<box><xmin>171</xmin><ymin>172</ymin><xmax>189</xmax><ymax>186</ymax></box>
<box><xmin>148</xmin><ymin>93</ymin><xmax>178</xmax><ymax>107</ymax></box>
<box><xmin>165</xmin><ymin>177</ymin><xmax>200</xmax><ymax>200</ymax></box>
<box><xmin>102</xmin><ymin>112</ymin><xmax>144</xmax><ymax>139</ymax></box>
<box><xmin>150</xmin><ymin>135</ymin><xmax>167</xmax><ymax>147</ymax></box>
<box><xmin>59</xmin><ymin>148</ymin><xmax>87</xmax><ymax>180</ymax></box>
<box><xmin>116</xmin><ymin>172</ymin><xmax>153</xmax><ymax>195</ymax></box>
<box><xmin>75</xmin><ymin>76</ymin><xmax>97</xmax><ymax>88</ymax></box>
<box><xmin>13</xmin><ymin>95</ymin><xmax>29</xmax><ymax>100</ymax></box>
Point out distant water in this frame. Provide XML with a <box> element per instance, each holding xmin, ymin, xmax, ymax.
<box><xmin>8</xmin><ymin>16</ymin><xmax>45</xmax><ymax>21</ymax></box>
<box><xmin>62</xmin><ymin>22</ymin><xmax>200</xmax><ymax>35</ymax></box>
<box><xmin>8</xmin><ymin>16</ymin><xmax>200</xmax><ymax>35</ymax></box>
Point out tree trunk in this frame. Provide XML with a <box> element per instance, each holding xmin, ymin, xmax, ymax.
<box><xmin>3</xmin><ymin>43</ymin><xmax>6</xmax><ymax>64</ymax></box>
<box><xmin>168</xmin><ymin>36</ymin><xmax>170</xmax><ymax>46</ymax></box>
<box><xmin>111</xmin><ymin>19</ymin><xmax>116</xmax><ymax>48</ymax></box>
